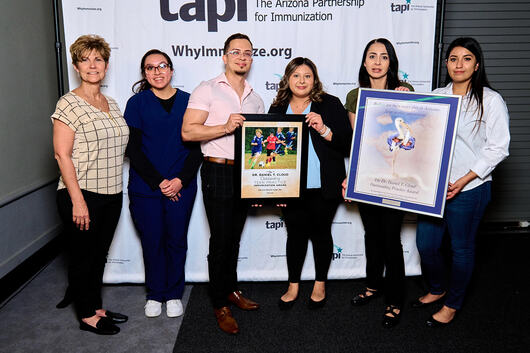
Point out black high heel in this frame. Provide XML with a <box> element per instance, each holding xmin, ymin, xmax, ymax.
<box><xmin>307</xmin><ymin>296</ymin><xmax>327</xmax><ymax>310</ymax></box>
<box><xmin>426</xmin><ymin>311</ymin><xmax>455</xmax><ymax>327</ymax></box>
<box><xmin>426</xmin><ymin>315</ymin><xmax>453</xmax><ymax>327</ymax></box>
<box><xmin>278</xmin><ymin>296</ymin><xmax>298</xmax><ymax>310</ymax></box>
<box><xmin>351</xmin><ymin>288</ymin><xmax>380</xmax><ymax>306</ymax></box>
<box><xmin>382</xmin><ymin>305</ymin><xmax>401</xmax><ymax>328</ymax></box>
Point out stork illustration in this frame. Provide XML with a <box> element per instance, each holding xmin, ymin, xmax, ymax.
<box><xmin>387</xmin><ymin>117</ymin><xmax>415</xmax><ymax>176</ymax></box>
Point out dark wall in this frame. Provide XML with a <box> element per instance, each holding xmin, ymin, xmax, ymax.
<box><xmin>0</xmin><ymin>0</ymin><xmax>62</xmax><ymax>277</ymax></box>
<box><xmin>434</xmin><ymin>0</ymin><xmax>530</xmax><ymax>222</ymax></box>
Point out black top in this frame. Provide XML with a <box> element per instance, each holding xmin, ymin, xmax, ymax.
<box><xmin>157</xmin><ymin>93</ymin><xmax>177</xmax><ymax>113</ymax></box>
<box><xmin>268</xmin><ymin>93</ymin><xmax>353</xmax><ymax>199</ymax></box>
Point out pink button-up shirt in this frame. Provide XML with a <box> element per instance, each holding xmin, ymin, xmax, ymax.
<box><xmin>187</xmin><ymin>73</ymin><xmax>265</xmax><ymax>159</ymax></box>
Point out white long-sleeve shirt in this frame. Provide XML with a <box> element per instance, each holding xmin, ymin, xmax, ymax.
<box><xmin>434</xmin><ymin>83</ymin><xmax>510</xmax><ymax>192</ymax></box>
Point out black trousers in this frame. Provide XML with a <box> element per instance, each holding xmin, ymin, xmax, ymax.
<box><xmin>57</xmin><ymin>189</ymin><xmax>122</xmax><ymax>319</ymax></box>
<box><xmin>200</xmin><ymin>161</ymin><xmax>248</xmax><ymax>308</ymax></box>
<box><xmin>281</xmin><ymin>189</ymin><xmax>339</xmax><ymax>283</ymax></box>
<box><xmin>358</xmin><ymin>203</ymin><xmax>405</xmax><ymax>306</ymax></box>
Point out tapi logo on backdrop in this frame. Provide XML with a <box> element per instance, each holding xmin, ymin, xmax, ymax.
<box><xmin>391</xmin><ymin>0</ymin><xmax>411</xmax><ymax>13</ymax></box>
<box><xmin>160</xmin><ymin>0</ymin><xmax>247</xmax><ymax>32</ymax></box>
<box><xmin>265</xmin><ymin>218</ymin><xmax>284</xmax><ymax>230</ymax></box>
<box><xmin>265</xmin><ymin>74</ymin><xmax>282</xmax><ymax>91</ymax></box>
<box><xmin>399</xmin><ymin>70</ymin><xmax>410</xmax><ymax>80</ymax></box>
<box><xmin>332</xmin><ymin>244</ymin><xmax>343</xmax><ymax>261</ymax></box>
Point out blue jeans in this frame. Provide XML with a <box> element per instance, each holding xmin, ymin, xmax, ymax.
<box><xmin>416</xmin><ymin>182</ymin><xmax>491</xmax><ymax>310</ymax></box>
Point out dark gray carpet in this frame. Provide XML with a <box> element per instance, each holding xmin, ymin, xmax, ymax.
<box><xmin>0</xmin><ymin>255</ymin><xmax>191</xmax><ymax>353</ymax></box>
<box><xmin>174</xmin><ymin>234</ymin><xmax>530</xmax><ymax>353</ymax></box>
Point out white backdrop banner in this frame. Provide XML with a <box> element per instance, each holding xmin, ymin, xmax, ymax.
<box><xmin>61</xmin><ymin>0</ymin><xmax>437</xmax><ymax>283</ymax></box>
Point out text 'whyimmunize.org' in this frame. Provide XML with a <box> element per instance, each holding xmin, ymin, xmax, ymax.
<box><xmin>171</xmin><ymin>45</ymin><xmax>293</xmax><ymax>60</ymax></box>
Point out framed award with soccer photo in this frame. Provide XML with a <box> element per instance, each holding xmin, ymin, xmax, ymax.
<box><xmin>234</xmin><ymin>113</ymin><xmax>309</xmax><ymax>202</ymax></box>
<box><xmin>344</xmin><ymin>89</ymin><xmax>462</xmax><ymax>218</ymax></box>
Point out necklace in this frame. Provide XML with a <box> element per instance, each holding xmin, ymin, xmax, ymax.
<box><xmin>74</xmin><ymin>88</ymin><xmax>109</xmax><ymax>112</ymax></box>
<box><xmin>290</xmin><ymin>99</ymin><xmax>310</xmax><ymax>114</ymax></box>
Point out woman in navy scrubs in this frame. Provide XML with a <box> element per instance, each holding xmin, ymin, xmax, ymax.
<box><xmin>124</xmin><ymin>49</ymin><xmax>202</xmax><ymax>318</ymax></box>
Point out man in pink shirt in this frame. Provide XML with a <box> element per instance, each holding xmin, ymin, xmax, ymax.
<box><xmin>182</xmin><ymin>33</ymin><xmax>264</xmax><ymax>335</ymax></box>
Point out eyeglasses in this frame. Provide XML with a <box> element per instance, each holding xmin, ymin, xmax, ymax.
<box><xmin>144</xmin><ymin>63</ymin><xmax>170</xmax><ymax>74</ymax></box>
<box><xmin>226</xmin><ymin>50</ymin><xmax>253</xmax><ymax>58</ymax></box>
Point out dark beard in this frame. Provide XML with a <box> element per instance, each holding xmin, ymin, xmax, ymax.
<box><xmin>234</xmin><ymin>69</ymin><xmax>247</xmax><ymax>76</ymax></box>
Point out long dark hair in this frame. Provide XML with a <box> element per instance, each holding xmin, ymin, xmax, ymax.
<box><xmin>444</xmin><ymin>37</ymin><xmax>493</xmax><ymax>121</ymax></box>
<box><xmin>358</xmin><ymin>38</ymin><xmax>400</xmax><ymax>89</ymax></box>
<box><xmin>271</xmin><ymin>57</ymin><xmax>325</xmax><ymax>107</ymax></box>
<box><xmin>132</xmin><ymin>49</ymin><xmax>174</xmax><ymax>93</ymax></box>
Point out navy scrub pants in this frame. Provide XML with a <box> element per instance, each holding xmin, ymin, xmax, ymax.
<box><xmin>129</xmin><ymin>183</ymin><xmax>197</xmax><ymax>302</ymax></box>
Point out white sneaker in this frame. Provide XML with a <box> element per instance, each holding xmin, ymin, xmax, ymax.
<box><xmin>144</xmin><ymin>300</ymin><xmax>162</xmax><ymax>317</ymax></box>
<box><xmin>166</xmin><ymin>299</ymin><xmax>184</xmax><ymax>318</ymax></box>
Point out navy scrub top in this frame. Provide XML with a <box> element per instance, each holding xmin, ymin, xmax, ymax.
<box><xmin>124</xmin><ymin>89</ymin><xmax>193</xmax><ymax>196</ymax></box>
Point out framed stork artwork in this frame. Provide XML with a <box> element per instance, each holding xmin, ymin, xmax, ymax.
<box><xmin>344</xmin><ymin>89</ymin><xmax>462</xmax><ymax>218</ymax></box>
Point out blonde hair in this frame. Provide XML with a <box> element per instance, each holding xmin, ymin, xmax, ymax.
<box><xmin>255</xmin><ymin>129</ymin><xmax>263</xmax><ymax>134</ymax></box>
<box><xmin>70</xmin><ymin>34</ymin><xmax>111</xmax><ymax>64</ymax></box>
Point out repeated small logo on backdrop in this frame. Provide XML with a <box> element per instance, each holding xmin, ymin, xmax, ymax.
<box><xmin>391</xmin><ymin>0</ymin><xmax>411</xmax><ymax>13</ymax></box>
<box><xmin>332</xmin><ymin>243</ymin><xmax>365</xmax><ymax>260</ymax></box>
<box><xmin>399</xmin><ymin>70</ymin><xmax>410</xmax><ymax>81</ymax></box>
<box><xmin>265</xmin><ymin>217</ymin><xmax>284</xmax><ymax>230</ymax></box>
<box><xmin>332</xmin><ymin>244</ymin><xmax>343</xmax><ymax>261</ymax></box>
<box><xmin>265</xmin><ymin>74</ymin><xmax>282</xmax><ymax>91</ymax></box>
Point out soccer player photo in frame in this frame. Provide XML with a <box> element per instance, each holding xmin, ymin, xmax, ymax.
<box><xmin>234</xmin><ymin>114</ymin><xmax>308</xmax><ymax>202</ymax></box>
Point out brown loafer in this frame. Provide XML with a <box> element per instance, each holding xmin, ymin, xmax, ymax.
<box><xmin>214</xmin><ymin>307</ymin><xmax>239</xmax><ymax>334</ymax></box>
<box><xmin>227</xmin><ymin>290</ymin><xmax>259</xmax><ymax>310</ymax></box>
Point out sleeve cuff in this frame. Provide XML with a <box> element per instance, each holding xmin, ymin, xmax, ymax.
<box><xmin>186</xmin><ymin>103</ymin><xmax>209</xmax><ymax>112</ymax></box>
<box><xmin>471</xmin><ymin>159</ymin><xmax>492</xmax><ymax>180</ymax></box>
<box><xmin>51</xmin><ymin>115</ymin><xmax>76</xmax><ymax>131</ymax></box>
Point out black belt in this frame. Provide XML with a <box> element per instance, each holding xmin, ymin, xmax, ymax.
<box><xmin>203</xmin><ymin>156</ymin><xmax>235</xmax><ymax>166</ymax></box>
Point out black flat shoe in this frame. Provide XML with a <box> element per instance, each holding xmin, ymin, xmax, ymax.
<box><xmin>104</xmin><ymin>310</ymin><xmax>128</xmax><ymax>324</ymax></box>
<box><xmin>351</xmin><ymin>288</ymin><xmax>380</xmax><ymax>306</ymax></box>
<box><xmin>79</xmin><ymin>318</ymin><xmax>120</xmax><ymax>335</ymax></box>
<box><xmin>382</xmin><ymin>305</ymin><xmax>401</xmax><ymax>328</ymax></box>
<box><xmin>426</xmin><ymin>315</ymin><xmax>453</xmax><ymax>328</ymax></box>
<box><xmin>410</xmin><ymin>294</ymin><xmax>445</xmax><ymax>308</ymax></box>
<box><xmin>307</xmin><ymin>297</ymin><xmax>327</xmax><ymax>310</ymax></box>
<box><xmin>278</xmin><ymin>297</ymin><xmax>298</xmax><ymax>311</ymax></box>
<box><xmin>56</xmin><ymin>287</ymin><xmax>73</xmax><ymax>309</ymax></box>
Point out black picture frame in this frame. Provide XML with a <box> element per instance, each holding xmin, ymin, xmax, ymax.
<box><xmin>234</xmin><ymin>113</ymin><xmax>309</xmax><ymax>203</ymax></box>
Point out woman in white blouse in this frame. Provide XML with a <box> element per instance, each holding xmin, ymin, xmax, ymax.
<box><xmin>412</xmin><ymin>37</ymin><xmax>510</xmax><ymax>326</ymax></box>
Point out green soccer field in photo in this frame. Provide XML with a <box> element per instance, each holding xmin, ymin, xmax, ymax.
<box><xmin>244</xmin><ymin>152</ymin><xmax>297</xmax><ymax>169</ymax></box>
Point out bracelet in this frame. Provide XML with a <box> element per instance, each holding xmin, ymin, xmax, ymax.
<box><xmin>320</xmin><ymin>126</ymin><xmax>331</xmax><ymax>138</ymax></box>
<box><xmin>319</xmin><ymin>125</ymin><xmax>327</xmax><ymax>134</ymax></box>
